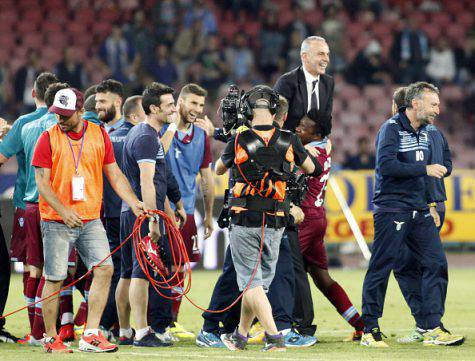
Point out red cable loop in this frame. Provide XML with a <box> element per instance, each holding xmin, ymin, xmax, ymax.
<box><xmin>0</xmin><ymin>209</ymin><xmax>266</xmax><ymax>319</ymax></box>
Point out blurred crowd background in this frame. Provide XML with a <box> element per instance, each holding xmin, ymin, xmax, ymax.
<box><xmin>0</xmin><ymin>0</ymin><xmax>474</xmax><ymax>168</ymax></box>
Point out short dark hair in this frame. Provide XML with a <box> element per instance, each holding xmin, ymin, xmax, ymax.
<box><xmin>123</xmin><ymin>95</ymin><xmax>142</xmax><ymax>120</ymax></box>
<box><xmin>142</xmin><ymin>82</ymin><xmax>174</xmax><ymax>115</ymax></box>
<box><xmin>83</xmin><ymin>94</ymin><xmax>96</xmax><ymax>112</ymax></box>
<box><xmin>179</xmin><ymin>83</ymin><xmax>208</xmax><ymax>99</ymax></box>
<box><xmin>34</xmin><ymin>72</ymin><xmax>59</xmax><ymax>102</ymax></box>
<box><xmin>275</xmin><ymin>96</ymin><xmax>288</xmax><ymax>123</ymax></box>
<box><xmin>405</xmin><ymin>82</ymin><xmax>439</xmax><ymax>108</ymax></box>
<box><xmin>44</xmin><ymin>82</ymin><xmax>69</xmax><ymax>108</ymax></box>
<box><xmin>306</xmin><ymin>109</ymin><xmax>332</xmax><ymax>138</ymax></box>
<box><xmin>84</xmin><ymin>84</ymin><xmax>97</xmax><ymax>100</ymax></box>
<box><xmin>393</xmin><ymin>87</ymin><xmax>407</xmax><ymax>109</ymax></box>
<box><xmin>96</xmin><ymin>79</ymin><xmax>124</xmax><ymax>98</ymax></box>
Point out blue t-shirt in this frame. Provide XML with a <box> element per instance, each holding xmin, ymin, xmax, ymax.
<box><xmin>0</xmin><ymin>106</ymin><xmax>48</xmax><ymax>209</ymax></box>
<box><xmin>122</xmin><ymin>122</ymin><xmax>167</xmax><ymax>211</ymax></box>
<box><xmin>160</xmin><ymin>123</ymin><xmax>208</xmax><ymax>214</ymax></box>
<box><xmin>21</xmin><ymin>112</ymin><xmax>57</xmax><ymax>203</ymax></box>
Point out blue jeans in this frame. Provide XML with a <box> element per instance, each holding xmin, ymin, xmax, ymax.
<box><xmin>41</xmin><ymin>219</ymin><xmax>112</xmax><ymax>281</ymax></box>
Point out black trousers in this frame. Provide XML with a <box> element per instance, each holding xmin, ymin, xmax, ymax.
<box><xmin>0</xmin><ymin>223</ymin><xmax>11</xmax><ymax>329</ymax></box>
<box><xmin>288</xmin><ymin>226</ymin><xmax>317</xmax><ymax>336</ymax></box>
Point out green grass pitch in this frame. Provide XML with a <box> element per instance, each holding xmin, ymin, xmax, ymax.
<box><xmin>0</xmin><ymin>268</ymin><xmax>474</xmax><ymax>360</ymax></box>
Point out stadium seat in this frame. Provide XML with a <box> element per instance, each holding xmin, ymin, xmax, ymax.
<box><xmin>15</xmin><ymin>21</ymin><xmax>38</xmax><ymax>34</ymax></box>
<box><xmin>21</xmin><ymin>33</ymin><xmax>43</xmax><ymax>50</ymax></box>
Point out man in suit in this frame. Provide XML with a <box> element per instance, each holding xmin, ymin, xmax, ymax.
<box><xmin>273</xmin><ymin>35</ymin><xmax>334</xmax><ymax>337</ymax></box>
<box><xmin>274</xmin><ymin>36</ymin><xmax>334</xmax><ymax>133</ymax></box>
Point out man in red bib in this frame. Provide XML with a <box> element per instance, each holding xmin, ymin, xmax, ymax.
<box><xmin>32</xmin><ymin>88</ymin><xmax>143</xmax><ymax>353</ymax></box>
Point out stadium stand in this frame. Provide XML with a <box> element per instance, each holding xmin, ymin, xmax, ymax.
<box><xmin>0</xmin><ymin>0</ymin><xmax>473</xmax><ymax>168</ymax></box>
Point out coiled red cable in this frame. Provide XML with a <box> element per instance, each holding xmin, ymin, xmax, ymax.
<box><xmin>0</xmin><ymin>209</ymin><xmax>266</xmax><ymax>319</ymax></box>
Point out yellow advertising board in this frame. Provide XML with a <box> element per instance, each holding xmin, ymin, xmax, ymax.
<box><xmin>212</xmin><ymin>170</ymin><xmax>475</xmax><ymax>243</ymax></box>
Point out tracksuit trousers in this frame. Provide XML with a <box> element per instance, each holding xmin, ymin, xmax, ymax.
<box><xmin>362</xmin><ymin>210</ymin><xmax>448</xmax><ymax>332</ymax></box>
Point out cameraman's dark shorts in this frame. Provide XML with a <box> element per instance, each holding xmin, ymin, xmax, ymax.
<box><xmin>229</xmin><ymin>224</ymin><xmax>284</xmax><ymax>292</ymax></box>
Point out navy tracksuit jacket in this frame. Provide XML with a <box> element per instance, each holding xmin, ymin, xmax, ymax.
<box><xmin>393</xmin><ymin>123</ymin><xmax>452</xmax><ymax>328</ymax></box>
<box><xmin>362</xmin><ymin>110</ymin><xmax>448</xmax><ymax>331</ymax></box>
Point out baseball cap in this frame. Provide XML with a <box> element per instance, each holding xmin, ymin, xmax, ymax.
<box><xmin>49</xmin><ymin>88</ymin><xmax>84</xmax><ymax>117</ymax></box>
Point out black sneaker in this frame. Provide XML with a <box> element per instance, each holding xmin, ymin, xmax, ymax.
<box><xmin>221</xmin><ymin>329</ymin><xmax>248</xmax><ymax>351</ymax></box>
<box><xmin>0</xmin><ymin>329</ymin><xmax>19</xmax><ymax>343</ymax></box>
<box><xmin>261</xmin><ymin>333</ymin><xmax>285</xmax><ymax>351</ymax></box>
<box><xmin>133</xmin><ymin>331</ymin><xmax>171</xmax><ymax>347</ymax></box>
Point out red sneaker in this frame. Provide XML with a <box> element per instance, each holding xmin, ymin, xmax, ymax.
<box><xmin>59</xmin><ymin>324</ymin><xmax>76</xmax><ymax>342</ymax></box>
<box><xmin>79</xmin><ymin>332</ymin><xmax>118</xmax><ymax>353</ymax></box>
<box><xmin>43</xmin><ymin>336</ymin><xmax>73</xmax><ymax>353</ymax></box>
<box><xmin>17</xmin><ymin>334</ymin><xmax>30</xmax><ymax>345</ymax></box>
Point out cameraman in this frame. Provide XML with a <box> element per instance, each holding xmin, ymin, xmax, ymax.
<box><xmin>215</xmin><ymin>86</ymin><xmax>319</xmax><ymax>351</ymax></box>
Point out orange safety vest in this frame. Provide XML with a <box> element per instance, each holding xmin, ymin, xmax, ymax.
<box><xmin>39</xmin><ymin>121</ymin><xmax>106</xmax><ymax>221</ymax></box>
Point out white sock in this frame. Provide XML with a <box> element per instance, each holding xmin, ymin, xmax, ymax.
<box><xmin>120</xmin><ymin>328</ymin><xmax>133</xmax><ymax>338</ymax></box>
<box><xmin>84</xmin><ymin>328</ymin><xmax>100</xmax><ymax>336</ymax></box>
<box><xmin>61</xmin><ymin>312</ymin><xmax>74</xmax><ymax>326</ymax></box>
<box><xmin>135</xmin><ymin>327</ymin><xmax>150</xmax><ymax>340</ymax></box>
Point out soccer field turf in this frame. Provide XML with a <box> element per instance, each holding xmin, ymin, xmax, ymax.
<box><xmin>0</xmin><ymin>268</ymin><xmax>474</xmax><ymax>360</ymax></box>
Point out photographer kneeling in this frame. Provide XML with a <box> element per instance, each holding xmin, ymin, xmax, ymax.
<box><xmin>215</xmin><ymin>86</ymin><xmax>320</xmax><ymax>351</ymax></box>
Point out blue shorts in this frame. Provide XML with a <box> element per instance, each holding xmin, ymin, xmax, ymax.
<box><xmin>120</xmin><ymin>210</ymin><xmax>150</xmax><ymax>279</ymax></box>
<box><xmin>41</xmin><ymin>219</ymin><xmax>113</xmax><ymax>281</ymax></box>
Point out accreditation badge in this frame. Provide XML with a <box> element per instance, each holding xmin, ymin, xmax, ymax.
<box><xmin>72</xmin><ymin>174</ymin><xmax>86</xmax><ymax>201</ymax></box>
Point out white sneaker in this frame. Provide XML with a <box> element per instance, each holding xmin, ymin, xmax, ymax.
<box><xmin>29</xmin><ymin>335</ymin><xmax>45</xmax><ymax>347</ymax></box>
<box><xmin>154</xmin><ymin>328</ymin><xmax>177</xmax><ymax>343</ymax></box>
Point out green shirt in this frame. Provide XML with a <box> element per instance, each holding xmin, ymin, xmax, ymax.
<box><xmin>21</xmin><ymin>112</ymin><xmax>57</xmax><ymax>203</ymax></box>
<box><xmin>0</xmin><ymin>106</ymin><xmax>48</xmax><ymax>209</ymax></box>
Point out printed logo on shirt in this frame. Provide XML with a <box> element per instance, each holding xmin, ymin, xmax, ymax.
<box><xmin>18</xmin><ymin>217</ymin><xmax>25</xmax><ymax>228</ymax></box>
<box><xmin>394</xmin><ymin>221</ymin><xmax>405</xmax><ymax>231</ymax></box>
<box><xmin>174</xmin><ymin>147</ymin><xmax>182</xmax><ymax>159</ymax></box>
<box><xmin>156</xmin><ymin>142</ymin><xmax>165</xmax><ymax>160</ymax></box>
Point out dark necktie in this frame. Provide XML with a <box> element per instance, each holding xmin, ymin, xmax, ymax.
<box><xmin>310</xmin><ymin>79</ymin><xmax>318</xmax><ymax>111</ymax></box>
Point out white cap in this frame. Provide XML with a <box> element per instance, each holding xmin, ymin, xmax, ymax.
<box><xmin>49</xmin><ymin>88</ymin><xmax>83</xmax><ymax>117</ymax></box>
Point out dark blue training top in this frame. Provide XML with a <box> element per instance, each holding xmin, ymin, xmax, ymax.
<box><xmin>426</xmin><ymin>124</ymin><xmax>452</xmax><ymax>203</ymax></box>
<box><xmin>103</xmin><ymin>119</ymin><xmax>133</xmax><ymax>218</ymax></box>
<box><xmin>373</xmin><ymin>110</ymin><xmax>431</xmax><ymax>212</ymax></box>
<box><xmin>122</xmin><ymin>122</ymin><xmax>168</xmax><ymax>211</ymax></box>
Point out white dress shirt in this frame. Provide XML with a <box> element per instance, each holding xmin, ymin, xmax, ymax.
<box><xmin>302</xmin><ymin>66</ymin><xmax>320</xmax><ymax>112</ymax></box>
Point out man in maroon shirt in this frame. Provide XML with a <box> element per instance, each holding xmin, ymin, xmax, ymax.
<box><xmin>296</xmin><ymin>110</ymin><xmax>365</xmax><ymax>341</ymax></box>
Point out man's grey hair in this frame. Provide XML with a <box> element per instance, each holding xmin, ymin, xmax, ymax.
<box><xmin>300</xmin><ymin>36</ymin><xmax>327</xmax><ymax>55</ymax></box>
<box><xmin>405</xmin><ymin>82</ymin><xmax>439</xmax><ymax>108</ymax></box>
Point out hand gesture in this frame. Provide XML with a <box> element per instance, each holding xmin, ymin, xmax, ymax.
<box><xmin>195</xmin><ymin>116</ymin><xmax>214</xmax><ymax>137</ymax></box>
<box><xmin>290</xmin><ymin>204</ymin><xmax>305</xmax><ymax>225</ymax></box>
<box><xmin>131</xmin><ymin>200</ymin><xmax>145</xmax><ymax>217</ymax></box>
<box><xmin>60</xmin><ymin>208</ymin><xmax>82</xmax><ymax>228</ymax></box>
<box><xmin>325</xmin><ymin>138</ymin><xmax>332</xmax><ymax>155</ymax></box>
<box><xmin>426</xmin><ymin>164</ymin><xmax>447</xmax><ymax>179</ymax></box>
<box><xmin>305</xmin><ymin>144</ymin><xmax>320</xmax><ymax>158</ymax></box>
<box><xmin>429</xmin><ymin>206</ymin><xmax>441</xmax><ymax>228</ymax></box>
<box><xmin>175</xmin><ymin>206</ymin><xmax>187</xmax><ymax>229</ymax></box>
<box><xmin>203</xmin><ymin>217</ymin><xmax>214</xmax><ymax>239</ymax></box>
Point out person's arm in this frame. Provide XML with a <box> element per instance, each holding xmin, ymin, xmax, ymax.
<box><xmin>164</xmin><ymin>160</ymin><xmax>186</xmax><ymax>228</ymax></box>
<box><xmin>35</xmin><ymin>167</ymin><xmax>82</xmax><ymax>228</ymax></box>
<box><xmin>291</xmin><ymin>135</ymin><xmax>319</xmax><ymax>175</ymax></box>
<box><xmin>160</xmin><ymin>123</ymin><xmax>177</xmax><ymax>155</ymax></box>
<box><xmin>216</xmin><ymin>135</ymin><xmax>235</xmax><ymax>175</ymax></box>
<box><xmin>199</xmin><ymin>167</ymin><xmax>214</xmax><ymax>239</ymax></box>
<box><xmin>378</xmin><ymin>123</ymin><xmax>428</xmax><ymax>177</ymax></box>
<box><xmin>103</xmin><ymin>162</ymin><xmax>143</xmax><ymax>216</ymax></box>
<box><xmin>441</xmin><ymin>131</ymin><xmax>452</xmax><ymax>177</ymax></box>
<box><xmin>0</xmin><ymin>118</ymin><xmax>23</xmax><ymax>165</ymax></box>
<box><xmin>139</xmin><ymin>161</ymin><xmax>161</xmax><ymax>241</ymax></box>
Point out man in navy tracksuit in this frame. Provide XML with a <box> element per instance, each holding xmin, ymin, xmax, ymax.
<box><xmin>389</xmin><ymin>87</ymin><xmax>454</xmax><ymax>343</ymax></box>
<box><xmin>361</xmin><ymin>82</ymin><xmax>464</xmax><ymax>347</ymax></box>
